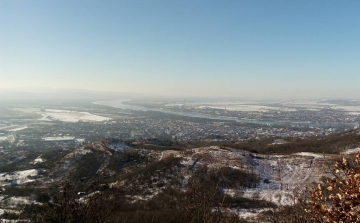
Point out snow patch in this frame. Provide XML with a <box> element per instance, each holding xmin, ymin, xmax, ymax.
<box><xmin>341</xmin><ymin>147</ymin><xmax>360</xmax><ymax>155</ymax></box>
<box><xmin>39</xmin><ymin>109</ymin><xmax>111</xmax><ymax>123</ymax></box>
<box><xmin>34</xmin><ymin>156</ymin><xmax>44</xmax><ymax>164</ymax></box>
<box><xmin>8</xmin><ymin>126</ymin><xmax>28</xmax><ymax>132</ymax></box>
<box><xmin>42</xmin><ymin>136</ymin><xmax>75</xmax><ymax>141</ymax></box>
<box><xmin>0</xmin><ymin>169</ymin><xmax>40</xmax><ymax>185</ymax></box>
<box><xmin>293</xmin><ymin>152</ymin><xmax>323</xmax><ymax>158</ymax></box>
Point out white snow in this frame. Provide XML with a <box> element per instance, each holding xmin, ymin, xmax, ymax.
<box><xmin>0</xmin><ymin>169</ymin><xmax>39</xmax><ymax>185</ymax></box>
<box><xmin>42</xmin><ymin>136</ymin><xmax>75</xmax><ymax>141</ymax></box>
<box><xmin>198</xmin><ymin>105</ymin><xmax>296</xmax><ymax>112</ymax></box>
<box><xmin>164</xmin><ymin>103</ymin><xmax>184</xmax><ymax>107</ymax></box>
<box><xmin>182</xmin><ymin>147</ymin><xmax>328</xmax><ymax>208</ymax></box>
<box><xmin>332</xmin><ymin>105</ymin><xmax>360</xmax><ymax>112</ymax></box>
<box><xmin>0</xmin><ymin>125</ymin><xmax>18</xmax><ymax>130</ymax></box>
<box><xmin>12</xmin><ymin>107</ymin><xmax>111</xmax><ymax>123</ymax></box>
<box><xmin>341</xmin><ymin>147</ymin><xmax>360</xmax><ymax>155</ymax></box>
<box><xmin>4</xmin><ymin>196</ymin><xmax>32</xmax><ymax>208</ymax></box>
<box><xmin>65</xmin><ymin>147</ymin><xmax>92</xmax><ymax>159</ymax></box>
<box><xmin>236</xmin><ymin>208</ymin><xmax>270</xmax><ymax>219</ymax></box>
<box><xmin>293</xmin><ymin>152</ymin><xmax>323</xmax><ymax>158</ymax></box>
<box><xmin>76</xmin><ymin>138</ymin><xmax>86</xmax><ymax>143</ymax></box>
<box><xmin>39</xmin><ymin>110</ymin><xmax>110</xmax><ymax>122</ymax></box>
<box><xmin>33</xmin><ymin>156</ymin><xmax>44</xmax><ymax>164</ymax></box>
<box><xmin>8</xmin><ymin>126</ymin><xmax>28</xmax><ymax>132</ymax></box>
<box><xmin>0</xmin><ymin>135</ymin><xmax>15</xmax><ymax>143</ymax></box>
<box><xmin>107</xmin><ymin>142</ymin><xmax>130</xmax><ymax>151</ymax></box>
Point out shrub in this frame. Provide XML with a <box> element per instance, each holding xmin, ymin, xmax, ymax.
<box><xmin>306</xmin><ymin>153</ymin><xmax>360</xmax><ymax>223</ymax></box>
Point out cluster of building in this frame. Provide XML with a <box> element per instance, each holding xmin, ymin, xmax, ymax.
<box><xmin>0</xmin><ymin>112</ymin><xmax>350</xmax><ymax>151</ymax></box>
<box><xmin>163</xmin><ymin>105</ymin><xmax>360</xmax><ymax>127</ymax></box>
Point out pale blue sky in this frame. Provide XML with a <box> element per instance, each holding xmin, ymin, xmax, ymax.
<box><xmin>1</xmin><ymin>0</ymin><xmax>360</xmax><ymax>98</ymax></box>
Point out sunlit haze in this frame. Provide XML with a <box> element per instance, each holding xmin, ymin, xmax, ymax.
<box><xmin>2</xmin><ymin>2</ymin><xmax>360</xmax><ymax>221</ymax></box>
<box><xmin>1</xmin><ymin>0</ymin><xmax>360</xmax><ymax>98</ymax></box>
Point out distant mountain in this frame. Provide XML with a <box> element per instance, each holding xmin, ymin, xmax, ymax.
<box><xmin>0</xmin><ymin>87</ymin><xmax>144</xmax><ymax>102</ymax></box>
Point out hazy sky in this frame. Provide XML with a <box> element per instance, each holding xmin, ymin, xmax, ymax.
<box><xmin>1</xmin><ymin>0</ymin><xmax>360</xmax><ymax>98</ymax></box>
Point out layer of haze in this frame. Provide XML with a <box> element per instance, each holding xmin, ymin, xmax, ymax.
<box><xmin>1</xmin><ymin>0</ymin><xmax>360</xmax><ymax>98</ymax></box>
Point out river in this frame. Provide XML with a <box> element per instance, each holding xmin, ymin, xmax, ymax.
<box><xmin>93</xmin><ymin>100</ymin><xmax>357</xmax><ymax>128</ymax></box>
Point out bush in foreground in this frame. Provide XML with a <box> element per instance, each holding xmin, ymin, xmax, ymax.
<box><xmin>306</xmin><ymin>153</ymin><xmax>360</xmax><ymax>223</ymax></box>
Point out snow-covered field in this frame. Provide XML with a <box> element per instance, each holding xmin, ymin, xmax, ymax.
<box><xmin>0</xmin><ymin>135</ymin><xmax>15</xmax><ymax>143</ymax></box>
<box><xmin>12</xmin><ymin>108</ymin><xmax>111</xmax><ymax>123</ymax></box>
<box><xmin>107</xmin><ymin>142</ymin><xmax>130</xmax><ymax>151</ymax></box>
<box><xmin>3</xmin><ymin>196</ymin><xmax>32</xmax><ymax>209</ymax></box>
<box><xmin>293</xmin><ymin>152</ymin><xmax>324</xmax><ymax>158</ymax></box>
<box><xmin>0</xmin><ymin>125</ymin><xmax>18</xmax><ymax>130</ymax></box>
<box><xmin>341</xmin><ymin>147</ymin><xmax>360</xmax><ymax>155</ymax></box>
<box><xmin>198</xmin><ymin>101</ymin><xmax>360</xmax><ymax>114</ymax></box>
<box><xmin>33</xmin><ymin>156</ymin><xmax>44</xmax><ymax>164</ymax></box>
<box><xmin>163</xmin><ymin>99</ymin><xmax>360</xmax><ymax>115</ymax></box>
<box><xmin>39</xmin><ymin>109</ymin><xmax>110</xmax><ymax>122</ymax></box>
<box><xmin>168</xmin><ymin>146</ymin><xmax>332</xmax><ymax>220</ymax></box>
<box><xmin>8</xmin><ymin>126</ymin><xmax>28</xmax><ymax>132</ymax></box>
<box><xmin>198</xmin><ymin>104</ymin><xmax>297</xmax><ymax>112</ymax></box>
<box><xmin>42</xmin><ymin>136</ymin><xmax>75</xmax><ymax>141</ymax></box>
<box><xmin>332</xmin><ymin>105</ymin><xmax>360</xmax><ymax>112</ymax></box>
<box><xmin>0</xmin><ymin>169</ymin><xmax>39</xmax><ymax>186</ymax></box>
<box><xmin>164</xmin><ymin>103</ymin><xmax>185</xmax><ymax>107</ymax></box>
<box><xmin>0</xmin><ymin>136</ymin><xmax>8</xmax><ymax>141</ymax></box>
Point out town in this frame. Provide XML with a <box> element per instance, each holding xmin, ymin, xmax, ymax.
<box><xmin>1</xmin><ymin>99</ymin><xmax>358</xmax><ymax>152</ymax></box>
